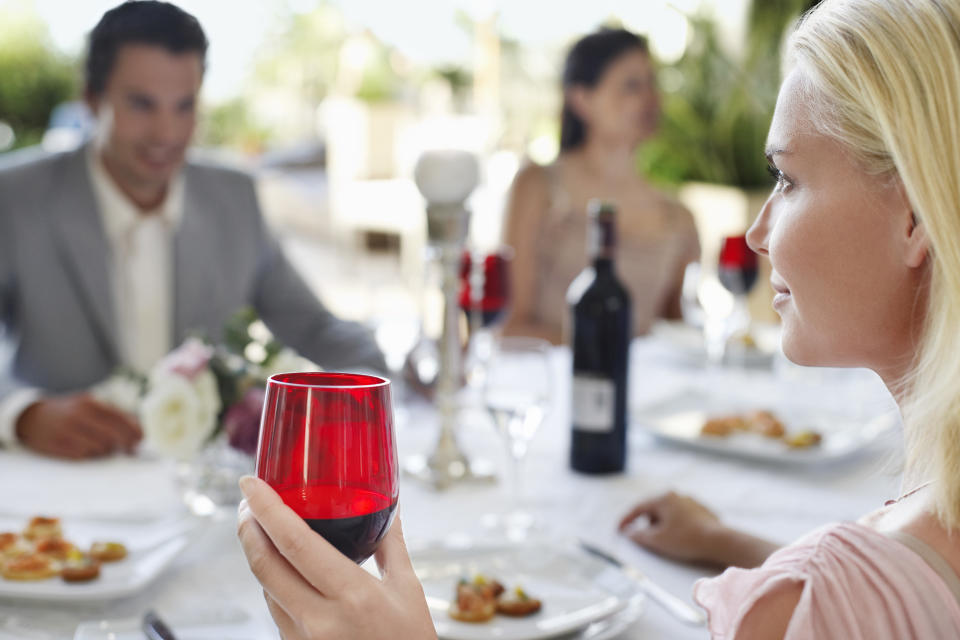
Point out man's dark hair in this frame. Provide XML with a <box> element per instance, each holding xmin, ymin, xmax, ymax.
<box><xmin>560</xmin><ymin>28</ymin><xmax>649</xmax><ymax>151</ymax></box>
<box><xmin>85</xmin><ymin>1</ymin><xmax>208</xmax><ymax>96</ymax></box>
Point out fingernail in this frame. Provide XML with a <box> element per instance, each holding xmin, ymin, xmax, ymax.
<box><xmin>239</xmin><ymin>475</ymin><xmax>256</xmax><ymax>496</ymax></box>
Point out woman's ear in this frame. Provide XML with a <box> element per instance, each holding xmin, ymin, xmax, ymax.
<box><xmin>898</xmin><ymin>180</ymin><xmax>930</xmax><ymax>269</ymax></box>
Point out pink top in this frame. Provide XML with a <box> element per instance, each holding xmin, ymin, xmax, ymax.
<box><xmin>693</xmin><ymin>522</ymin><xmax>960</xmax><ymax>639</ymax></box>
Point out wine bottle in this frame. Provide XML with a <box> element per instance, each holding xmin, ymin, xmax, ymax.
<box><xmin>567</xmin><ymin>200</ymin><xmax>631</xmax><ymax>474</ymax></box>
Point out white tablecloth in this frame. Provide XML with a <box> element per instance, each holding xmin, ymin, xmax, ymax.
<box><xmin>0</xmin><ymin>334</ymin><xmax>902</xmax><ymax>639</ymax></box>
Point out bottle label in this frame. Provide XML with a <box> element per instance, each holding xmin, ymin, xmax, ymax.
<box><xmin>572</xmin><ymin>375</ymin><xmax>615</xmax><ymax>432</ymax></box>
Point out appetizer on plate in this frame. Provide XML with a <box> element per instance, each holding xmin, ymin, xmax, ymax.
<box><xmin>0</xmin><ymin>516</ymin><xmax>125</xmax><ymax>583</ymax></box>
<box><xmin>448</xmin><ymin>574</ymin><xmax>541</xmax><ymax>623</ymax></box>
<box><xmin>89</xmin><ymin>541</ymin><xmax>128</xmax><ymax>563</ymax></box>
<box><xmin>0</xmin><ymin>532</ymin><xmax>29</xmax><ymax>558</ymax></box>
<box><xmin>24</xmin><ymin>516</ymin><xmax>62</xmax><ymax>541</ymax></box>
<box><xmin>449</xmin><ymin>580</ymin><xmax>497</xmax><ymax>623</ymax></box>
<box><xmin>700</xmin><ymin>410</ymin><xmax>820</xmax><ymax>449</ymax></box>
<box><xmin>496</xmin><ymin>586</ymin><xmax>543</xmax><ymax>617</ymax></box>
<box><xmin>61</xmin><ymin>554</ymin><xmax>101</xmax><ymax>583</ymax></box>
<box><xmin>0</xmin><ymin>553</ymin><xmax>60</xmax><ymax>581</ymax></box>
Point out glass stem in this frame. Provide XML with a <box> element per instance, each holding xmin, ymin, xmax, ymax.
<box><xmin>704</xmin><ymin>315</ymin><xmax>727</xmax><ymax>367</ymax></box>
<box><xmin>507</xmin><ymin>434</ymin><xmax>528</xmax><ymax>517</ymax></box>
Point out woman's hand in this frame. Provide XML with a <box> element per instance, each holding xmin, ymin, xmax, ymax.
<box><xmin>619</xmin><ymin>491</ymin><xmax>724</xmax><ymax>563</ymax></box>
<box><xmin>237</xmin><ymin>476</ymin><xmax>437</xmax><ymax>640</ymax></box>
<box><xmin>619</xmin><ymin>491</ymin><xmax>779</xmax><ymax>568</ymax></box>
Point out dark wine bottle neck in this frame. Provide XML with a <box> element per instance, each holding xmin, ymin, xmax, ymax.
<box><xmin>592</xmin><ymin>257</ymin><xmax>614</xmax><ymax>273</ymax></box>
<box><xmin>587</xmin><ymin>218</ymin><xmax>616</xmax><ymax>263</ymax></box>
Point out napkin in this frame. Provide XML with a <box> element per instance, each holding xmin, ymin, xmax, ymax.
<box><xmin>0</xmin><ymin>451</ymin><xmax>183</xmax><ymax>520</ymax></box>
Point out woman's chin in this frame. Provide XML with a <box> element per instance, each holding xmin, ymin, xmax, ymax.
<box><xmin>780</xmin><ymin>331</ymin><xmax>820</xmax><ymax>368</ymax></box>
<box><xmin>781</xmin><ymin>335</ymin><xmax>851</xmax><ymax>369</ymax></box>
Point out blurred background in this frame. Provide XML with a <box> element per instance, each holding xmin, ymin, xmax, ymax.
<box><xmin>0</xmin><ymin>0</ymin><xmax>817</xmax><ymax>327</ymax></box>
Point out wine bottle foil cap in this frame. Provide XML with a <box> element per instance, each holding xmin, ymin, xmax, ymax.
<box><xmin>587</xmin><ymin>199</ymin><xmax>617</xmax><ymax>218</ymax></box>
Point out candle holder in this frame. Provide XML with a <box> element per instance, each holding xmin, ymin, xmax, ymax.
<box><xmin>404</xmin><ymin>150</ymin><xmax>495</xmax><ymax>489</ymax></box>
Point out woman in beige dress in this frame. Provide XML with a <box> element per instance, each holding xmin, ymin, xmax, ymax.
<box><xmin>503</xmin><ymin>28</ymin><xmax>700</xmax><ymax>344</ymax></box>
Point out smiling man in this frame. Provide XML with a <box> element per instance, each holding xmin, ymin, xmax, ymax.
<box><xmin>0</xmin><ymin>1</ymin><xmax>386</xmax><ymax>459</ymax></box>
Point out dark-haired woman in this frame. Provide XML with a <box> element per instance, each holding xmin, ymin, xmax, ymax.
<box><xmin>503</xmin><ymin>28</ymin><xmax>700</xmax><ymax>344</ymax></box>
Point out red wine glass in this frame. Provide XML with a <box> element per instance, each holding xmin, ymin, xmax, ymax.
<box><xmin>460</xmin><ymin>247</ymin><xmax>513</xmax><ymax>389</ymax></box>
<box><xmin>706</xmin><ymin>235</ymin><xmax>759</xmax><ymax>365</ymax></box>
<box><xmin>459</xmin><ymin>247</ymin><xmax>513</xmax><ymax>329</ymax></box>
<box><xmin>718</xmin><ymin>234</ymin><xmax>759</xmax><ymax>296</ymax></box>
<box><xmin>255</xmin><ymin>372</ymin><xmax>398</xmax><ymax>564</ymax></box>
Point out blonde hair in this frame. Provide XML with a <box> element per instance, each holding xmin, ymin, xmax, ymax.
<box><xmin>788</xmin><ymin>0</ymin><xmax>960</xmax><ymax>529</ymax></box>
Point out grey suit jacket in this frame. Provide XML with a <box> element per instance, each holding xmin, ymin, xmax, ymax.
<box><xmin>0</xmin><ymin>145</ymin><xmax>385</xmax><ymax>399</ymax></box>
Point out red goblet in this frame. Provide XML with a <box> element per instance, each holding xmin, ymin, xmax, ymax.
<box><xmin>460</xmin><ymin>248</ymin><xmax>513</xmax><ymax>329</ymax></box>
<box><xmin>255</xmin><ymin>372</ymin><xmax>398</xmax><ymax>564</ymax></box>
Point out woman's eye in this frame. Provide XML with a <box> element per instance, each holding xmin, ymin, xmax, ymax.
<box><xmin>766</xmin><ymin>164</ymin><xmax>793</xmax><ymax>192</ymax></box>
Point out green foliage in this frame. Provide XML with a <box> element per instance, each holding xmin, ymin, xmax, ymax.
<box><xmin>639</xmin><ymin>0</ymin><xmax>819</xmax><ymax>188</ymax></box>
<box><xmin>198</xmin><ymin>98</ymin><xmax>271</xmax><ymax>153</ymax></box>
<box><xmin>434</xmin><ymin>65</ymin><xmax>472</xmax><ymax>94</ymax></box>
<box><xmin>0</xmin><ymin>7</ymin><xmax>77</xmax><ymax>149</ymax></box>
<box><xmin>222</xmin><ymin>307</ymin><xmax>283</xmax><ymax>366</ymax></box>
<box><xmin>253</xmin><ymin>3</ymin><xmax>346</xmax><ymax>105</ymax></box>
<box><xmin>353</xmin><ymin>48</ymin><xmax>402</xmax><ymax>103</ymax></box>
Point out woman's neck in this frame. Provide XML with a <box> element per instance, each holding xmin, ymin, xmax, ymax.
<box><xmin>569</xmin><ymin>137</ymin><xmax>639</xmax><ymax>184</ymax></box>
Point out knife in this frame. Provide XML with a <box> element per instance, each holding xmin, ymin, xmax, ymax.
<box><xmin>578</xmin><ymin>540</ymin><xmax>706</xmax><ymax>627</ymax></box>
<box><xmin>142</xmin><ymin>609</ymin><xmax>178</xmax><ymax>640</ymax></box>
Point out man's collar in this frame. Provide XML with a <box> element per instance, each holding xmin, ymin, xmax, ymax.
<box><xmin>85</xmin><ymin>144</ymin><xmax>185</xmax><ymax>243</ymax></box>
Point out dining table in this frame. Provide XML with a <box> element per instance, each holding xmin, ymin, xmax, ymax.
<box><xmin>0</xmin><ymin>325</ymin><xmax>903</xmax><ymax>640</ymax></box>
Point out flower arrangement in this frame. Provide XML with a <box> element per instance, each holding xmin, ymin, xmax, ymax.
<box><xmin>94</xmin><ymin>308</ymin><xmax>316</xmax><ymax>460</ymax></box>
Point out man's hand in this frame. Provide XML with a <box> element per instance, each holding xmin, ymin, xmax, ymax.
<box><xmin>15</xmin><ymin>394</ymin><xmax>142</xmax><ymax>459</ymax></box>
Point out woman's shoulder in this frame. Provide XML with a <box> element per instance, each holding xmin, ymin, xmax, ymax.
<box><xmin>511</xmin><ymin>160</ymin><xmax>552</xmax><ymax>193</ymax></box>
<box><xmin>695</xmin><ymin>522</ymin><xmax>960</xmax><ymax>639</ymax></box>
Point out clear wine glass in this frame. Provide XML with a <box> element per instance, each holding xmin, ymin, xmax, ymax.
<box><xmin>255</xmin><ymin>372</ymin><xmax>398</xmax><ymax>564</ymax></box>
<box><xmin>481</xmin><ymin>336</ymin><xmax>551</xmax><ymax>539</ymax></box>
<box><xmin>680</xmin><ymin>261</ymin><xmax>705</xmax><ymax>329</ymax></box>
<box><xmin>373</xmin><ymin>302</ymin><xmax>421</xmax><ymax>425</ymax></box>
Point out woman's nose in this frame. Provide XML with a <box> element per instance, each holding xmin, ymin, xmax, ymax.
<box><xmin>746</xmin><ymin>195</ymin><xmax>775</xmax><ymax>256</ymax></box>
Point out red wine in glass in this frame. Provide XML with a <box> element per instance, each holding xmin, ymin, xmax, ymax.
<box><xmin>718</xmin><ymin>234</ymin><xmax>759</xmax><ymax>296</ymax></box>
<box><xmin>460</xmin><ymin>249</ymin><xmax>512</xmax><ymax>329</ymax></box>
<box><xmin>255</xmin><ymin>372</ymin><xmax>398</xmax><ymax>564</ymax></box>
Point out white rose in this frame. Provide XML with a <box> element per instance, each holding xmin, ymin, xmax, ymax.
<box><xmin>140</xmin><ymin>373</ymin><xmax>218</xmax><ymax>459</ymax></box>
<box><xmin>193</xmin><ymin>368</ymin><xmax>222</xmax><ymax>432</ymax></box>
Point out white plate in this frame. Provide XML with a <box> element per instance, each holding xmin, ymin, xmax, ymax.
<box><xmin>634</xmin><ymin>392</ymin><xmax>899</xmax><ymax>466</ymax></box>
<box><xmin>411</xmin><ymin>539</ymin><xmax>644</xmax><ymax>640</ymax></box>
<box><xmin>0</xmin><ymin>514</ymin><xmax>196</xmax><ymax>602</ymax></box>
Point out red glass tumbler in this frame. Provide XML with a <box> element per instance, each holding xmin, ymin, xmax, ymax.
<box><xmin>255</xmin><ymin>372</ymin><xmax>398</xmax><ymax>564</ymax></box>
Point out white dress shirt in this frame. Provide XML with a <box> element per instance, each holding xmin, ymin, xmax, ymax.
<box><xmin>0</xmin><ymin>148</ymin><xmax>183</xmax><ymax>445</ymax></box>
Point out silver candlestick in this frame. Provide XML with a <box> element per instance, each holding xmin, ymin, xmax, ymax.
<box><xmin>405</xmin><ymin>150</ymin><xmax>494</xmax><ymax>489</ymax></box>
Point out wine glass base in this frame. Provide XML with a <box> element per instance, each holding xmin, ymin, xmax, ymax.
<box><xmin>403</xmin><ymin>454</ymin><xmax>497</xmax><ymax>489</ymax></box>
<box><xmin>479</xmin><ymin>510</ymin><xmax>538</xmax><ymax>542</ymax></box>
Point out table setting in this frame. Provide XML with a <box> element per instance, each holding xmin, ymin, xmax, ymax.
<box><xmin>0</xmin><ymin>325</ymin><xmax>902</xmax><ymax>639</ymax></box>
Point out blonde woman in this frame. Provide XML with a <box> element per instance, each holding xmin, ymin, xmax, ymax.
<box><xmin>237</xmin><ymin>0</ymin><xmax>960</xmax><ymax>637</ymax></box>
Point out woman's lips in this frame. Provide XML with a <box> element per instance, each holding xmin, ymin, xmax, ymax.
<box><xmin>771</xmin><ymin>280</ymin><xmax>791</xmax><ymax>309</ymax></box>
